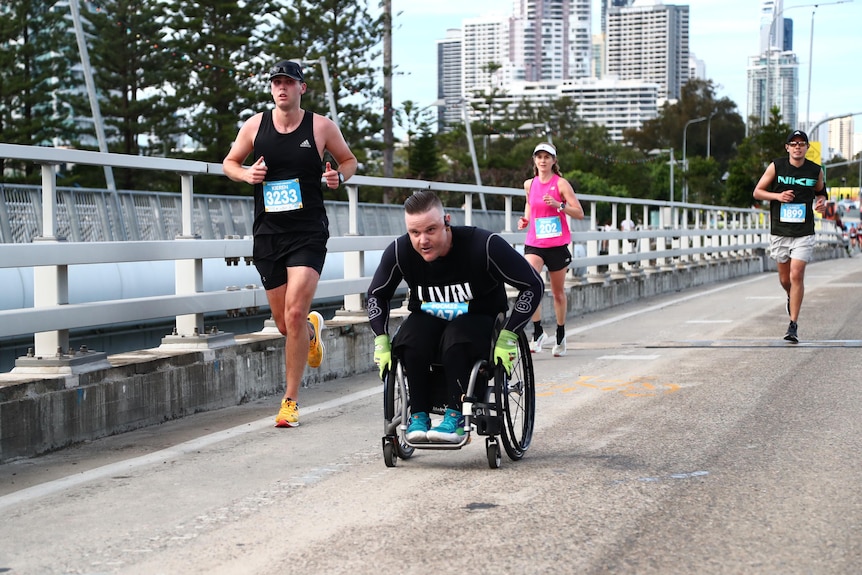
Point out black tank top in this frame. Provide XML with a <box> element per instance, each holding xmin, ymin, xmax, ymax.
<box><xmin>768</xmin><ymin>157</ymin><xmax>823</xmax><ymax>237</ymax></box>
<box><xmin>252</xmin><ymin>109</ymin><xmax>328</xmax><ymax>235</ymax></box>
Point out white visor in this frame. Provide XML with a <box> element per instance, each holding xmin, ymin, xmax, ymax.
<box><xmin>533</xmin><ymin>143</ymin><xmax>556</xmax><ymax>156</ymax></box>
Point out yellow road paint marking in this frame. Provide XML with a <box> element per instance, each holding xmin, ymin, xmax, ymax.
<box><xmin>538</xmin><ymin>375</ymin><xmax>680</xmax><ymax>397</ymax></box>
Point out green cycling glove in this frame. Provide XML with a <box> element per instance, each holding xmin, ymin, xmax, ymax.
<box><xmin>373</xmin><ymin>334</ymin><xmax>392</xmax><ymax>380</ymax></box>
<box><xmin>493</xmin><ymin>329</ymin><xmax>519</xmax><ymax>375</ymax></box>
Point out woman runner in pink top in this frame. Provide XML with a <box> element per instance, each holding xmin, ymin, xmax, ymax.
<box><xmin>517</xmin><ymin>143</ymin><xmax>584</xmax><ymax>356</ymax></box>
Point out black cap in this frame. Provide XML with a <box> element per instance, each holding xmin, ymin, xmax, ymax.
<box><xmin>269</xmin><ymin>60</ymin><xmax>304</xmax><ymax>82</ymax></box>
<box><xmin>786</xmin><ymin>130</ymin><xmax>809</xmax><ymax>144</ymax></box>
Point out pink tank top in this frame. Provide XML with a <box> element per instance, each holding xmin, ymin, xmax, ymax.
<box><xmin>525</xmin><ymin>174</ymin><xmax>571</xmax><ymax>248</ymax></box>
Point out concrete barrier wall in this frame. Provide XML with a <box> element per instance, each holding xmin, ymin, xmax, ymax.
<box><xmin>0</xmin><ymin>246</ymin><xmax>841</xmax><ymax>462</ymax></box>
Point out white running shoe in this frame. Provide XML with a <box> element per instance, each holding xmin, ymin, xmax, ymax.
<box><xmin>552</xmin><ymin>338</ymin><xmax>567</xmax><ymax>357</ymax></box>
<box><xmin>529</xmin><ymin>332</ymin><xmax>548</xmax><ymax>353</ymax></box>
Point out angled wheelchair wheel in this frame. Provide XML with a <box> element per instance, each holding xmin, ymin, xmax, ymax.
<box><xmin>498</xmin><ymin>330</ymin><xmax>535</xmax><ymax>460</ymax></box>
<box><xmin>486</xmin><ymin>437</ymin><xmax>502</xmax><ymax>469</ymax></box>
<box><xmin>383</xmin><ymin>362</ymin><xmax>414</xmax><ymax>461</ymax></box>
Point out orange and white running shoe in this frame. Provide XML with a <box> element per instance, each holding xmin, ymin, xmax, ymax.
<box><xmin>275</xmin><ymin>398</ymin><xmax>299</xmax><ymax>428</ymax></box>
<box><xmin>307</xmin><ymin>311</ymin><xmax>325</xmax><ymax>368</ymax></box>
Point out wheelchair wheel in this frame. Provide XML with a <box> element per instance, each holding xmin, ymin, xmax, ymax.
<box><xmin>497</xmin><ymin>330</ymin><xmax>535</xmax><ymax>460</ymax></box>
<box><xmin>383</xmin><ymin>440</ymin><xmax>398</xmax><ymax>468</ymax></box>
<box><xmin>486</xmin><ymin>437</ymin><xmax>502</xmax><ymax>469</ymax></box>
<box><xmin>383</xmin><ymin>362</ymin><xmax>414</xmax><ymax>461</ymax></box>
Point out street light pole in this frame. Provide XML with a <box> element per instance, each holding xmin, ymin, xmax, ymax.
<box><xmin>460</xmin><ymin>99</ymin><xmax>487</xmax><ymax>211</ymax></box>
<box><xmin>682</xmin><ymin>117</ymin><xmax>707</xmax><ymax>204</ymax></box>
<box><xmin>649</xmin><ymin>148</ymin><xmax>675</xmax><ymax>204</ymax></box>
<box><xmin>805</xmin><ymin>8</ymin><xmax>816</xmax><ymax>128</ymax></box>
<box><xmin>291</xmin><ymin>57</ymin><xmax>338</xmax><ymax>127</ymax></box>
<box><xmin>669</xmin><ymin>148</ymin><xmax>675</xmax><ymax>205</ymax></box>
<box><xmin>706</xmin><ymin>111</ymin><xmax>716</xmax><ymax>159</ymax></box>
<box><xmin>764</xmin><ymin>0</ymin><xmax>851</xmax><ymax>128</ymax></box>
<box><xmin>808</xmin><ymin>111</ymin><xmax>862</xmax><ymax>145</ymax></box>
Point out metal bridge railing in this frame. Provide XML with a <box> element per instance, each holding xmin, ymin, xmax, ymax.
<box><xmin>0</xmin><ymin>142</ymin><xmax>844</xmax><ymax>373</ymax></box>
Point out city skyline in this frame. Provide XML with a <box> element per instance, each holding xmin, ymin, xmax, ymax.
<box><xmin>390</xmin><ymin>0</ymin><xmax>862</xmax><ymax>135</ymax></box>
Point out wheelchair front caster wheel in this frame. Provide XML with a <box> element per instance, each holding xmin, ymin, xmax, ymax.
<box><xmin>486</xmin><ymin>437</ymin><xmax>501</xmax><ymax>469</ymax></box>
<box><xmin>383</xmin><ymin>439</ymin><xmax>397</xmax><ymax>468</ymax></box>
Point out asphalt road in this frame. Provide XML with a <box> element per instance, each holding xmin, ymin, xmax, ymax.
<box><xmin>1</xmin><ymin>255</ymin><xmax>861</xmax><ymax>575</ymax></box>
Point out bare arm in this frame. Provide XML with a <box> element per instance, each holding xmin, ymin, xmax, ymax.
<box><xmin>315</xmin><ymin>115</ymin><xmax>358</xmax><ymax>189</ymax></box>
<box><xmin>222</xmin><ymin>113</ymin><xmax>266</xmax><ymax>185</ymax></box>
<box><xmin>752</xmin><ymin>162</ymin><xmax>791</xmax><ymax>203</ymax></box>
<box><xmin>517</xmin><ymin>179</ymin><xmax>532</xmax><ymax>230</ymax></box>
<box><xmin>814</xmin><ymin>169</ymin><xmax>827</xmax><ymax>213</ymax></box>
<box><xmin>558</xmin><ymin>178</ymin><xmax>584</xmax><ymax>220</ymax></box>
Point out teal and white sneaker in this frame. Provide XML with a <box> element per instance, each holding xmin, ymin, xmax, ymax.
<box><xmin>405</xmin><ymin>412</ymin><xmax>431</xmax><ymax>442</ymax></box>
<box><xmin>426</xmin><ymin>409</ymin><xmax>465</xmax><ymax>443</ymax></box>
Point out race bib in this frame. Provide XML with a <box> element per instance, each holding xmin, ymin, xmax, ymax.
<box><xmin>420</xmin><ymin>301</ymin><xmax>468</xmax><ymax>321</ymax></box>
<box><xmin>535</xmin><ymin>215</ymin><xmax>563</xmax><ymax>239</ymax></box>
<box><xmin>263</xmin><ymin>179</ymin><xmax>303</xmax><ymax>212</ymax></box>
<box><xmin>779</xmin><ymin>203</ymin><xmax>805</xmax><ymax>223</ymax></box>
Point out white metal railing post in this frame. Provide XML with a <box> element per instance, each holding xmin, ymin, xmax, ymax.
<box><xmin>586</xmin><ymin>200</ymin><xmax>600</xmax><ymax>276</ymax></box>
<box><xmin>693</xmin><ymin>210</ymin><xmax>703</xmax><ymax>261</ymax></box>
<box><xmin>33</xmin><ymin>163</ymin><xmax>70</xmax><ymax>357</ymax></box>
<box><xmin>656</xmin><ymin>206</ymin><xmax>668</xmax><ymax>267</ymax></box>
<box><xmin>343</xmin><ymin>184</ymin><xmax>364</xmax><ymax>312</ymax></box>
<box><xmin>464</xmin><ymin>193</ymin><xmax>473</xmax><ymax>226</ymax></box>
<box><xmin>180</xmin><ymin>173</ymin><xmax>194</xmax><ymax>237</ymax></box>
<box><xmin>504</xmin><ymin>195</ymin><xmax>513</xmax><ymax>232</ymax></box>
<box><xmin>609</xmin><ymin>203</ymin><xmax>622</xmax><ymax>273</ymax></box>
<box><xmin>175</xmin><ymin>174</ymin><xmax>204</xmax><ymax>336</ymax></box>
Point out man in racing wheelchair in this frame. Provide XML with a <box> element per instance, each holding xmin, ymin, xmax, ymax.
<box><xmin>366</xmin><ymin>190</ymin><xmax>544</xmax><ymax>444</ymax></box>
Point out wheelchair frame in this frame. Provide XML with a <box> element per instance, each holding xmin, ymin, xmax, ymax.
<box><xmin>381</xmin><ymin>329</ymin><xmax>535</xmax><ymax>469</ymax></box>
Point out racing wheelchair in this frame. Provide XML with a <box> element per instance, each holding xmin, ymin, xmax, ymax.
<box><xmin>381</xmin><ymin>320</ymin><xmax>535</xmax><ymax>469</ymax></box>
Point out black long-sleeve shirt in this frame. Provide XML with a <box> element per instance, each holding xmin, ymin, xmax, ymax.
<box><xmin>367</xmin><ymin>226</ymin><xmax>544</xmax><ymax>336</ymax></box>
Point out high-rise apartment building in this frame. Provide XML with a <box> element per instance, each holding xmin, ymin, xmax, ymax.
<box><xmin>462</xmin><ymin>16</ymin><xmax>513</xmax><ymax>95</ymax></box>
<box><xmin>747</xmin><ymin>52</ymin><xmax>799</xmax><ymax>130</ymax></box>
<box><xmin>595</xmin><ymin>1</ymin><xmax>634</xmax><ymax>79</ymax></box>
<box><xmin>605</xmin><ymin>1</ymin><xmax>690</xmax><ymax>100</ymax></box>
<box><xmin>461</xmin><ymin>1</ymin><xmax>593</xmax><ymax>95</ymax></box>
<box><xmin>439</xmin><ymin>0</ymin><xmax>662</xmax><ymax>136</ymax></box>
<box><xmin>759</xmin><ymin>0</ymin><xmax>793</xmax><ymax>53</ymax></box>
<box><xmin>828</xmin><ymin>117</ymin><xmax>854</xmax><ymax>160</ymax></box>
<box><xmin>747</xmin><ymin>0</ymin><xmax>799</xmax><ymax>129</ymax></box>
<box><xmin>473</xmin><ymin>77</ymin><xmax>660</xmax><ymax>142</ymax></box>
<box><xmin>591</xmin><ymin>33</ymin><xmax>604</xmax><ymax>79</ymax></box>
<box><xmin>601</xmin><ymin>0</ymin><xmax>635</xmax><ymax>35</ymax></box>
<box><xmin>689</xmin><ymin>53</ymin><xmax>705</xmax><ymax>83</ymax></box>
<box><xmin>437</xmin><ymin>29</ymin><xmax>463</xmax><ymax>130</ymax></box>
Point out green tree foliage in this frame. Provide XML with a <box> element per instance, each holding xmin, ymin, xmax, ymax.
<box><xmin>266</xmin><ymin>0</ymin><xmax>383</xmax><ymax>179</ymax></box>
<box><xmin>624</xmin><ymin>79</ymin><xmax>746</xmax><ymax>206</ymax></box>
<box><xmin>395</xmin><ymin>100</ymin><xmax>438</xmax><ymax>179</ymax></box>
<box><xmin>625</xmin><ymin>79</ymin><xmax>745</xmax><ymax>168</ymax></box>
<box><xmin>65</xmin><ymin>0</ymin><xmax>179</xmax><ymax>190</ymax></box>
<box><xmin>2</xmin><ymin>3</ymin><xmax>814</xmax><ymax>214</ymax></box>
<box><xmin>0</xmin><ymin>1</ymin><xmax>77</xmax><ymax>180</ymax></box>
<box><xmin>161</xmin><ymin>0</ymin><xmax>268</xmax><ymax>175</ymax></box>
<box><xmin>822</xmin><ymin>152</ymin><xmax>860</xmax><ymax>192</ymax></box>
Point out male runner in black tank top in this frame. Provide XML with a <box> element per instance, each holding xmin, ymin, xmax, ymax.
<box><xmin>753</xmin><ymin>129</ymin><xmax>826</xmax><ymax>343</ymax></box>
<box><xmin>223</xmin><ymin>59</ymin><xmax>357</xmax><ymax>428</ymax></box>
